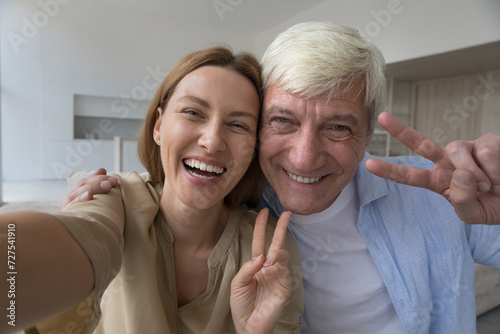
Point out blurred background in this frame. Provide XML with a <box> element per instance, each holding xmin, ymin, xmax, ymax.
<box><xmin>1</xmin><ymin>1</ymin><xmax>500</xmax><ymax>332</ymax></box>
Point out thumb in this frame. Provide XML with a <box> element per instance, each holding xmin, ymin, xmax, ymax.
<box><xmin>232</xmin><ymin>254</ymin><xmax>265</xmax><ymax>289</ymax></box>
<box><xmin>450</xmin><ymin>169</ymin><xmax>485</xmax><ymax>224</ymax></box>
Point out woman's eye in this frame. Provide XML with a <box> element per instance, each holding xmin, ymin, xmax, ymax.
<box><xmin>232</xmin><ymin>123</ymin><xmax>245</xmax><ymax>129</ymax></box>
<box><xmin>229</xmin><ymin>122</ymin><xmax>251</xmax><ymax>132</ymax></box>
<box><xmin>185</xmin><ymin>110</ymin><xmax>201</xmax><ymax>117</ymax></box>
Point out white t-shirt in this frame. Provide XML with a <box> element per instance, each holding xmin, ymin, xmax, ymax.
<box><xmin>287</xmin><ymin>181</ymin><xmax>406</xmax><ymax>333</ymax></box>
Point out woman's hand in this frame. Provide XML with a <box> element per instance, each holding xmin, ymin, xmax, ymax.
<box><xmin>230</xmin><ymin>209</ymin><xmax>292</xmax><ymax>334</ymax></box>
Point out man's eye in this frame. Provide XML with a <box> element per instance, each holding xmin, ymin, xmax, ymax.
<box><xmin>270</xmin><ymin>117</ymin><xmax>292</xmax><ymax>126</ymax></box>
<box><xmin>270</xmin><ymin>117</ymin><xmax>295</xmax><ymax>133</ymax></box>
<box><xmin>327</xmin><ymin>125</ymin><xmax>352</xmax><ymax>140</ymax></box>
<box><xmin>275</xmin><ymin>117</ymin><xmax>290</xmax><ymax>123</ymax></box>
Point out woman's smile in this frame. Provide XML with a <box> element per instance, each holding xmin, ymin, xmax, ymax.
<box><xmin>183</xmin><ymin>158</ymin><xmax>226</xmax><ymax>180</ymax></box>
<box><xmin>154</xmin><ymin>65</ymin><xmax>260</xmax><ymax>210</ymax></box>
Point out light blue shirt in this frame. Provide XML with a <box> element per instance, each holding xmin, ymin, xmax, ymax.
<box><xmin>262</xmin><ymin>153</ymin><xmax>500</xmax><ymax>333</ymax></box>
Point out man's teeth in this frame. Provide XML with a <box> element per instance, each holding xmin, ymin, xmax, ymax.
<box><xmin>288</xmin><ymin>172</ymin><xmax>321</xmax><ymax>184</ymax></box>
<box><xmin>184</xmin><ymin>159</ymin><xmax>224</xmax><ymax>174</ymax></box>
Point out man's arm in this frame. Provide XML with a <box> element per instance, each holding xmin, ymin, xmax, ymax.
<box><xmin>0</xmin><ymin>212</ymin><xmax>94</xmax><ymax>332</ymax></box>
<box><xmin>62</xmin><ymin>168</ymin><xmax>117</xmax><ymax>210</ymax></box>
<box><xmin>366</xmin><ymin>111</ymin><xmax>500</xmax><ymax>225</ymax></box>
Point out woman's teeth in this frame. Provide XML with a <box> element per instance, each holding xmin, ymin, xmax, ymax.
<box><xmin>184</xmin><ymin>159</ymin><xmax>225</xmax><ymax>179</ymax></box>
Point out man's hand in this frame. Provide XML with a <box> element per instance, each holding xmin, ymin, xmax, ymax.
<box><xmin>230</xmin><ymin>209</ymin><xmax>292</xmax><ymax>334</ymax></box>
<box><xmin>61</xmin><ymin>168</ymin><xmax>118</xmax><ymax>210</ymax></box>
<box><xmin>366</xmin><ymin>111</ymin><xmax>500</xmax><ymax>225</ymax></box>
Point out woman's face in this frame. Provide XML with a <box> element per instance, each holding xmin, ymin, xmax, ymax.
<box><xmin>154</xmin><ymin>65</ymin><xmax>260</xmax><ymax>210</ymax></box>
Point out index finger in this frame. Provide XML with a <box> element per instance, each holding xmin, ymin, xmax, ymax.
<box><xmin>268</xmin><ymin>211</ymin><xmax>291</xmax><ymax>254</ymax></box>
<box><xmin>252</xmin><ymin>208</ymin><xmax>269</xmax><ymax>258</ymax></box>
<box><xmin>378</xmin><ymin>112</ymin><xmax>445</xmax><ymax>163</ymax></box>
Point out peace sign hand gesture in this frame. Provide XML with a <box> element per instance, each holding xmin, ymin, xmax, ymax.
<box><xmin>230</xmin><ymin>209</ymin><xmax>292</xmax><ymax>334</ymax></box>
<box><xmin>366</xmin><ymin>111</ymin><xmax>500</xmax><ymax>225</ymax></box>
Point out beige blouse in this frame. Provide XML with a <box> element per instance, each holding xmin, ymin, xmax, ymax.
<box><xmin>31</xmin><ymin>171</ymin><xmax>303</xmax><ymax>334</ymax></box>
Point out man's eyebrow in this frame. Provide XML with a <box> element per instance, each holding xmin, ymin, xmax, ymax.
<box><xmin>177</xmin><ymin>95</ymin><xmax>210</xmax><ymax>108</ymax></box>
<box><xmin>263</xmin><ymin>105</ymin><xmax>293</xmax><ymax>116</ymax></box>
<box><xmin>265</xmin><ymin>105</ymin><xmax>360</xmax><ymax>124</ymax></box>
<box><xmin>326</xmin><ymin>113</ymin><xmax>359</xmax><ymax>125</ymax></box>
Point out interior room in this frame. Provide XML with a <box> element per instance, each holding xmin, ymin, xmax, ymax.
<box><xmin>1</xmin><ymin>0</ymin><xmax>499</xmax><ymax>332</ymax></box>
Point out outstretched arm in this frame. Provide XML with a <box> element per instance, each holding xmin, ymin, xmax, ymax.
<box><xmin>366</xmin><ymin>111</ymin><xmax>500</xmax><ymax>225</ymax></box>
<box><xmin>0</xmin><ymin>212</ymin><xmax>93</xmax><ymax>333</ymax></box>
<box><xmin>230</xmin><ymin>209</ymin><xmax>293</xmax><ymax>334</ymax></box>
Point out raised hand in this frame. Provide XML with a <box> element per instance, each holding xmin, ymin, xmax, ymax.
<box><xmin>366</xmin><ymin>111</ymin><xmax>500</xmax><ymax>225</ymax></box>
<box><xmin>61</xmin><ymin>168</ymin><xmax>118</xmax><ymax>210</ymax></box>
<box><xmin>230</xmin><ymin>209</ymin><xmax>292</xmax><ymax>334</ymax></box>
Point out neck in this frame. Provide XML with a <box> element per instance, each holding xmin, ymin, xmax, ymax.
<box><xmin>159</xmin><ymin>193</ymin><xmax>229</xmax><ymax>250</ymax></box>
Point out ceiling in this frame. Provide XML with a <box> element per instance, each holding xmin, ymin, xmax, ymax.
<box><xmin>97</xmin><ymin>0</ymin><xmax>328</xmax><ymax>33</ymax></box>
<box><xmin>386</xmin><ymin>41</ymin><xmax>500</xmax><ymax>82</ymax></box>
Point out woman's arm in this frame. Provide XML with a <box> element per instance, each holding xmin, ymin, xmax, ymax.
<box><xmin>0</xmin><ymin>211</ymin><xmax>94</xmax><ymax>333</ymax></box>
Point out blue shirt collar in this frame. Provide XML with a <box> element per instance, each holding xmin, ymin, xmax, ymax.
<box><xmin>355</xmin><ymin>152</ymin><xmax>389</xmax><ymax>207</ymax></box>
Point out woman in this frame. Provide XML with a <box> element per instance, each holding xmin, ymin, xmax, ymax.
<box><xmin>0</xmin><ymin>47</ymin><xmax>303</xmax><ymax>333</ymax></box>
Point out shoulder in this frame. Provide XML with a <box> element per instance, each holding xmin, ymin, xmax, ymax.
<box><xmin>110</xmin><ymin>171</ymin><xmax>161</xmax><ymax>206</ymax></box>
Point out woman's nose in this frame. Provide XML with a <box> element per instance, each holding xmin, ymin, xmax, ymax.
<box><xmin>198</xmin><ymin>121</ymin><xmax>226</xmax><ymax>154</ymax></box>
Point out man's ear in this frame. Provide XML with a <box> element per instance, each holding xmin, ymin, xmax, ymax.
<box><xmin>153</xmin><ymin>107</ymin><xmax>162</xmax><ymax>144</ymax></box>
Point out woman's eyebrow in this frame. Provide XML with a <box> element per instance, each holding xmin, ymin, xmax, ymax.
<box><xmin>178</xmin><ymin>95</ymin><xmax>258</xmax><ymax>121</ymax></box>
<box><xmin>177</xmin><ymin>95</ymin><xmax>210</xmax><ymax>108</ymax></box>
<box><xmin>229</xmin><ymin>110</ymin><xmax>259</xmax><ymax>121</ymax></box>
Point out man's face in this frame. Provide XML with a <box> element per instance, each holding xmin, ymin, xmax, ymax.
<box><xmin>259</xmin><ymin>84</ymin><xmax>370</xmax><ymax>215</ymax></box>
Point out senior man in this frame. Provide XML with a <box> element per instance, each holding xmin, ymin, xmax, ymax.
<box><xmin>65</xmin><ymin>22</ymin><xmax>500</xmax><ymax>333</ymax></box>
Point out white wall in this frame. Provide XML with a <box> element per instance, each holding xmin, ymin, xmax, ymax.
<box><xmin>1</xmin><ymin>0</ymin><xmax>257</xmax><ymax>180</ymax></box>
<box><xmin>254</xmin><ymin>0</ymin><xmax>500</xmax><ymax>63</ymax></box>
<box><xmin>2</xmin><ymin>0</ymin><xmax>499</xmax><ymax>181</ymax></box>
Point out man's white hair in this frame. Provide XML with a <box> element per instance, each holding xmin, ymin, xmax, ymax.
<box><xmin>261</xmin><ymin>21</ymin><xmax>386</xmax><ymax>138</ymax></box>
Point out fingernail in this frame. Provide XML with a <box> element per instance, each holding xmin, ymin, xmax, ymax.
<box><xmin>493</xmin><ymin>185</ymin><xmax>500</xmax><ymax>195</ymax></box>
<box><xmin>253</xmin><ymin>254</ymin><xmax>263</xmax><ymax>263</ymax></box>
<box><xmin>452</xmin><ymin>174</ymin><xmax>471</xmax><ymax>188</ymax></box>
<box><xmin>478</xmin><ymin>182</ymin><xmax>490</xmax><ymax>193</ymax></box>
<box><xmin>263</xmin><ymin>258</ymin><xmax>272</xmax><ymax>267</ymax></box>
<box><xmin>80</xmin><ymin>191</ymin><xmax>89</xmax><ymax>201</ymax></box>
<box><xmin>100</xmin><ymin>181</ymin><xmax>111</xmax><ymax>191</ymax></box>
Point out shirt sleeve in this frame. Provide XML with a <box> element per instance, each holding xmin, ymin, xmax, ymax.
<box><xmin>47</xmin><ymin>177</ymin><xmax>126</xmax><ymax>333</ymax></box>
<box><xmin>466</xmin><ymin>223</ymin><xmax>500</xmax><ymax>269</ymax></box>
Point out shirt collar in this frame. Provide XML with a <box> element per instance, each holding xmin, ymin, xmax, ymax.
<box><xmin>355</xmin><ymin>152</ymin><xmax>389</xmax><ymax>207</ymax></box>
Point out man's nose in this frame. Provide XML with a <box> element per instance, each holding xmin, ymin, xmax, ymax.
<box><xmin>198</xmin><ymin>121</ymin><xmax>226</xmax><ymax>154</ymax></box>
<box><xmin>288</xmin><ymin>128</ymin><xmax>324</xmax><ymax>172</ymax></box>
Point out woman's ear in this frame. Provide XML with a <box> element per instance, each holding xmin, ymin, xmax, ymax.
<box><xmin>153</xmin><ymin>107</ymin><xmax>162</xmax><ymax>144</ymax></box>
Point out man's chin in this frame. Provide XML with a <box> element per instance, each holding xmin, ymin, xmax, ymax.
<box><xmin>280</xmin><ymin>198</ymin><xmax>331</xmax><ymax>216</ymax></box>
